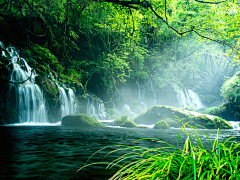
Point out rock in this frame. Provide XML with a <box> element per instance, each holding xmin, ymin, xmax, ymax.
<box><xmin>134</xmin><ymin>105</ymin><xmax>233</xmax><ymax>129</ymax></box>
<box><xmin>181</xmin><ymin>106</ymin><xmax>195</xmax><ymax>111</ymax></box>
<box><xmin>62</xmin><ymin>113</ymin><xmax>105</xmax><ymax>127</ymax></box>
<box><xmin>114</xmin><ymin>115</ymin><xmax>137</xmax><ymax>128</ymax></box>
<box><xmin>196</xmin><ymin>108</ymin><xmax>206</xmax><ymax>114</ymax></box>
<box><xmin>154</xmin><ymin>120</ymin><xmax>170</xmax><ymax>129</ymax></box>
<box><xmin>136</xmin><ymin>126</ymin><xmax>149</xmax><ymax>128</ymax></box>
<box><xmin>120</xmin><ymin>120</ymin><xmax>137</xmax><ymax>128</ymax></box>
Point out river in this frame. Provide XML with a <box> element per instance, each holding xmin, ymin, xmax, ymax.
<box><xmin>1</xmin><ymin>125</ymin><xmax>240</xmax><ymax>180</ymax></box>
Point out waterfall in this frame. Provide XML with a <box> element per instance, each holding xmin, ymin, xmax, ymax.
<box><xmin>58</xmin><ymin>85</ymin><xmax>77</xmax><ymax>118</ymax></box>
<box><xmin>228</xmin><ymin>121</ymin><xmax>240</xmax><ymax>130</ymax></box>
<box><xmin>3</xmin><ymin>43</ymin><xmax>47</xmax><ymax>123</ymax></box>
<box><xmin>136</xmin><ymin>79</ymin><xmax>147</xmax><ymax>109</ymax></box>
<box><xmin>86</xmin><ymin>94</ymin><xmax>107</xmax><ymax>120</ymax></box>
<box><xmin>187</xmin><ymin>89</ymin><xmax>205</xmax><ymax>109</ymax></box>
<box><xmin>148</xmin><ymin>78</ymin><xmax>157</xmax><ymax>105</ymax></box>
<box><xmin>122</xmin><ymin>104</ymin><xmax>137</xmax><ymax>118</ymax></box>
<box><xmin>173</xmin><ymin>84</ymin><xmax>205</xmax><ymax>110</ymax></box>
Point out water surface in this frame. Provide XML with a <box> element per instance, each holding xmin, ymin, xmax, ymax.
<box><xmin>1</xmin><ymin>126</ymin><xmax>240</xmax><ymax>180</ymax></box>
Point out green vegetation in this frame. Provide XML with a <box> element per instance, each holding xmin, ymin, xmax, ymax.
<box><xmin>0</xmin><ymin>0</ymin><xmax>239</xmax><ymax>108</ymax></box>
<box><xmin>154</xmin><ymin>120</ymin><xmax>170</xmax><ymax>129</ymax></box>
<box><xmin>114</xmin><ymin>115</ymin><xmax>137</xmax><ymax>128</ymax></box>
<box><xmin>181</xmin><ymin>106</ymin><xmax>195</xmax><ymax>111</ymax></box>
<box><xmin>79</xmin><ymin>123</ymin><xmax>240</xmax><ymax>179</ymax></box>
<box><xmin>206</xmin><ymin>107</ymin><xmax>221</xmax><ymax>116</ymax></box>
<box><xmin>134</xmin><ymin>105</ymin><xmax>233</xmax><ymax>129</ymax></box>
<box><xmin>62</xmin><ymin>113</ymin><xmax>105</xmax><ymax>127</ymax></box>
<box><xmin>136</xmin><ymin>126</ymin><xmax>149</xmax><ymax>129</ymax></box>
<box><xmin>106</xmin><ymin>108</ymin><xmax>120</xmax><ymax>119</ymax></box>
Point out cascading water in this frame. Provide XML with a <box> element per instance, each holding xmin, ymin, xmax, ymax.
<box><xmin>2</xmin><ymin>43</ymin><xmax>47</xmax><ymax>123</ymax></box>
<box><xmin>228</xmin><ymin>121</ymin><xmax>240</xmax><ymax>130</ymax></box>
<box><xmin>86</xmin><ymin>94</ymin><xmax>107</xmax><ymax>120</ymax></box>
<box><xmin>58</xmin><ymin>86</ymin><xmax>77</xmax><ymax>118</ymax></box>
<box><xmin>148</xmin><ymin>78</ymin><xmax>157</xmax><ymax>105</ymax></box>
<box><xmin>173</xmin><ymin>84</ymin><xmax>205</xmax><ymax>110</ymax></box>
<box><xmin>122</xmin><ymin>104</ymin><xmax>137</xmax><ymax>118</ymax></box>
<box><xmin>136</xmin><ymin>79</ymin><xmax>148</xmax><ymax>109</ymax></box>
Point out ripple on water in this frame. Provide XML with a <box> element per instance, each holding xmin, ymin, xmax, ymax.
<box><xmin>0</xmin><ymin>126</ymin><xmax>239</xmax><ymax>180</ymax></box>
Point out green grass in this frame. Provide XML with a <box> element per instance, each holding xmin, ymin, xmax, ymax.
<box><xmin>78</xmin><ymin>120</ymin><xmax>240</xmax><ymax>180</ymax></box>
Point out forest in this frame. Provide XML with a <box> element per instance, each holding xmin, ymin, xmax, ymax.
<box><xmin>0</xmin><ymin>0</ymin><xmax>240</xmax><ymax>179</ymax></box>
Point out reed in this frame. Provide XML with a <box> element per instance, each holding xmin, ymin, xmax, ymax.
<box><xmin>78</xmin><ymin>121</ymin><xmax>240</xmax><ymax>180</ymax></box>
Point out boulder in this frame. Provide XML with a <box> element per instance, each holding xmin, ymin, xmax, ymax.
<box><xmin>114</xmin><ymin>115</ymin><xmax>137</xmax><ymax>128</ymax></box>
<box><xmin>134</xmin><ymin>105</ymin><xmax>233</xmax><ymax>129</ymax></box>
<box><xmin>62</xmin><ymin>113</ymin><xmax>105</xmax><ymax>127</ymax></box>
<box><xmin>154</xmin><ymin>120</ymin><xmax>170</xmax><ymax>129</ymax></box>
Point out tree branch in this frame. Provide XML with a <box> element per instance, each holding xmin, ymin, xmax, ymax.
<box><xmin>194</xmin><ymin>0</ymin><xmax>226</xmax><ymax>4</ymax></box>
<box><xmin>9</xmin><ymin>68</ymin><xmax>34</xmax><ymax>85</ymax></box>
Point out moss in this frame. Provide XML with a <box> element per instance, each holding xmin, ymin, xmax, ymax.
<box><xmin>106</xmin><ymin>108</ymin><xmax>120</xmax><ymax>119</ymax></box>
<box><xmin>206</xmin><ymin>107</ymin><xmax>220</xmax><ymax>116</ymax></box>
<box><xmin>42</xmin><ymin>78</ymin><xmax>59</xmax><ymax>97</ymax></box>
<box><xmin>114</xmin><ymin>115</ymin><xmax>130</xmax><ymax>126</ymax></box>
<box><xmin>181</xmin><ymin>106</ymin><xmax>195</xmax><ymax>111</ymax></box>
<box><xmin>134</xmin><ymin>105</ymin><xmax>187</xmax><ymax>125</ymax></box>
<box><xmin>196</xmin><ymin>108</ymin><xmax>206</xmax><ymax>114</ymax></box>
<box><xmin>154</xmin><ymin>120</ymin><xmax>170</xmax><ymax>129</ymax></box>
<box><xmin>214</xmin><ymin>117</ymin><xmax>233</xmax><ymax>129</ymax></box>
<box><xmin>62</xmin><ymin>113</ymin><xmax>105</xmax><ymax>127</ymax></box>
<box><xmin>114</xmin><ymin>115</ymin><xmax>137</xmax><ymax>127</ymax></box>
<box><xmin>120</xmin><ymin>120</ymin><xmax>137</xmax><ymax>128</ymax></box>
<box><xmin>134</xmin><ymin>105</ymin><xmax>232</xmax><ymax>129</ymax></box>
<box><xmin>136</xmin><ymin>126</ymin><xmax>149</xmax><ymax>128</ymax></box>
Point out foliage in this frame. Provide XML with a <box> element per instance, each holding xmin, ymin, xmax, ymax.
<box><xmin>221</xmin><ymin>71</ymin><xmax>240</xmax><ymax>103</ymax></box>
<box><xmin>206</xmin><ymin>107</ymin><xmax>221</xmax><ymax>116</ymax></box>
<box><xmin>106</xmin><ymin>108</ymin><xmax>120</xmax><ymax>119</ymax></box>
<box><xmin>79</xmin><ymin>124</ymin><xmax>240</xmax><ymax>179</ymax></box>
<box><xmin>0</xmin><ymin>0</ymin><xmax>239</xmax><ymax>101</ymax></box>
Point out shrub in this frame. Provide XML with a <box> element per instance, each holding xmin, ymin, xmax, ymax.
<box><xmin>206</xmin><ymin>107</ymin><xmax>221</xmax><ymax>116</ymax></box>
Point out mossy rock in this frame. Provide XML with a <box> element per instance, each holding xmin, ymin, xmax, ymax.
<box><xmin>134</xmin><ymin>105</ymin><xmax>186</xmax><ymax>125</ymax></box>
<box><xmin>181</xmin><ymin>106</ymin><xmax>195</xmax><ymax>111</ymax></box>
<box><xmin>114</xmin><ymin>115</ymin><xmax>137</xmax><ymax>128</ymax></box>
<box><xmin>42</xmin><ymin>78</ymin><xmax>59</xmax><ymax>97</ymax></box>
<box><xmin>196</xmin><ymin>108</ymin><xmax>206</xmax><ymax>114</ymax></box>
<box><xmin>62</xmin><ymin>113</ymin><xmax>105</xmax><ymax>127</ymax></box>
<box><xmin>154</xmin><ymin>120</ymin><xmax>170</xmax><ymax>129</ymax></box>
<box><xmin>120</xmin><ymin>120</ymin><xmax>137</xmax><ymax>128</ymax></box>
<box><xmin>137</xmin><ymin>126</ymin><xmax>149</xmax><ymax>129</ymax></box>
<box><xmin>114</xmin><ymin>115</ymin><xmax>130</xmax><ymax>126</ymax></box>
<box><xmin>134</xmin><ymin>105</ymin><xmax>232</xmax><ymax>129</ymax></box>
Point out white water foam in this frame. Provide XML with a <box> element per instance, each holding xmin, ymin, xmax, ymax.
<box><xmin>228</xmin><ymin>121</ymin><xmax>240</xmax><ymax>130</ymax></box>
<box><xmin>4</xmin><ymin>121</ymin><xmax>61</xmax><ymax>126</ymax></box>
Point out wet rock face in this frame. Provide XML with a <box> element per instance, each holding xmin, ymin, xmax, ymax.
<box><xmin>62</xmin><ymin>113</ymin><xmax>105</xmax><ymax>128</ymax></box>
<box><xmin>134</xmin><ymin>105</ymin><xmax>233</xmax><ymax>129</ymax></box>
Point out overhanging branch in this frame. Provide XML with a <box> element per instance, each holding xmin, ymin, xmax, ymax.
<box><xmin>194</xmin><ymin>0</ymin><xmax>226</xmax><ymax>4</ymax></box>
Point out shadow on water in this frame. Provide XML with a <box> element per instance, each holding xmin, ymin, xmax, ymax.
<box><xmin>0</xmin><ymin>126</ymin><xmax>240</xmax><ymax>180</ymax></box>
